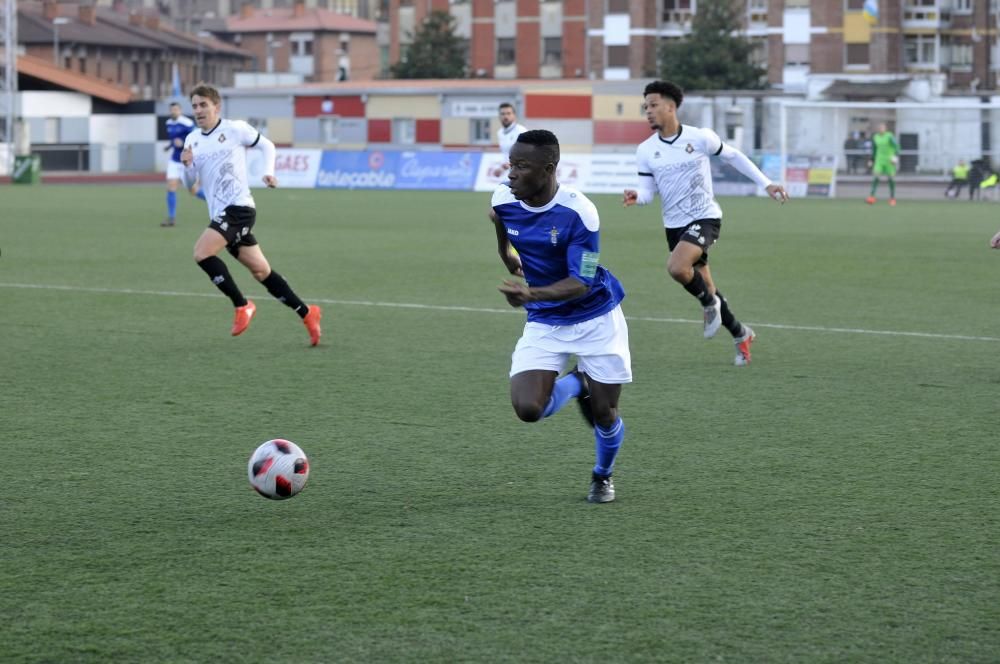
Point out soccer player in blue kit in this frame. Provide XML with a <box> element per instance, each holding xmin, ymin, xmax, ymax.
<box><xmin>491</xmin><ymin>130</ymin><xmax>632</xmax><ymax>503</ymax></box>
<box><xmin>163</xmin><ymin>101</ymin><xmax>204</xmax><ymax>226</ymax></box>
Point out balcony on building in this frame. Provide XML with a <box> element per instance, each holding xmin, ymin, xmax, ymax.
<box><xmin>747</xmin><ymin>0</ymin><xmax>768</xmax><ymax>32</ymax></box>
<box><xmin>903</xmin><ymin>0</ymin><xmax>952</xmax><ymax>29</ymax></box>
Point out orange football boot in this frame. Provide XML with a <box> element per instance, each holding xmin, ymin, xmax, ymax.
<box><xmin>865</xmin><ymin>196</ymin><xmax>876</xmax><ymax>205</ymax></box>
<box><xmin>302</xmin><ymin>305</ymin><xmax>322</xmax><ymax>346</ymax></box>
<box><xmin>231</xmin><ymin>300</ymin><xmax>256</xmax><ymax>336</ymax></box>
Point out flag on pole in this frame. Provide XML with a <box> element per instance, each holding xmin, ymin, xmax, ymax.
<box><xmin>171</xmin><ymin>62</ymin><xmax>182</xmax><ymax>99</ymax></box>
<box><xmin>863</xmin><ymin>0</ymin><xmax>879</xmax><ymax>25</ymax></box>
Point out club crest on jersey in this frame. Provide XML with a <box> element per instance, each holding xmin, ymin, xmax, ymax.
<box><xmin>218</xmin><ymin>133</ymin><xmax>226</xmax><ymax>143</ymax></box>
<box><xmin>653</xmin><ymin>151</ymin><xmax>661</xmax><ymax>159</ymax></box>
<box><xmin>549</xmin><ymin>227</ymin><xmax>559</xmax><ymax>246</ymax></box>
<box><xmin>685</xmin><ymin>143</ymin><xmax>694</xmax><ymax>154</ymax></box>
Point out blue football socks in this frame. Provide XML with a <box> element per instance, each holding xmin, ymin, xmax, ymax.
<box><xmin>166</xmin><ymin>190</ymin><xmax>177</xmax><ymax>219</ymax></box>
<box><xmin>195</xmin><ymin>189</ymin><xmax>206</xmax><ymax>200</ymax></box>
<box><xmin>593</xmin><ymin>417</ymin><xmax>624</xmax><ymax>477</ymax></box>
<box><xmin>541</xmin><ymin>371</ymin><xmax>582</xmax><ymax>418</ymax></box>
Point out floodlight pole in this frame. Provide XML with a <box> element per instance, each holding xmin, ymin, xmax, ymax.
<box><xmin>1</xmin><ymin>0</ymin><xmax>16</xmax><ymax>177</ymax></box>
<box><xmin>779</xmin><ymin>100</ymin><xmax>787</xmax><ymax>189</ymax></box>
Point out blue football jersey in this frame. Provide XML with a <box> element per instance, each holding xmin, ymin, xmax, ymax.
<box><xmin>492</xmin><ymin>184</ymin><xmax>625</xmax><ymax>325</ymax></box>
<box><xmin>165</xmin><ymin>115</ymin><xmax>196</xmax><ymax>163</ymax></box>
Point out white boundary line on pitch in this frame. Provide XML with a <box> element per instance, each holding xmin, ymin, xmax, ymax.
<box><xmin>2</xmin><ymin>281</ymin><xmax>999</xmax><ymax>343</ymax></box>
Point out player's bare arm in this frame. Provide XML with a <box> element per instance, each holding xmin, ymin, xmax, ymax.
<box><xmin>498</xmin><ymin>276</ymin><xmax>587</xmax><ymax>308</ymax></box>
<box><xmin>180</xmin><ymin>147</ymin><xmax>193</xmax><ymax>166</ymax></box>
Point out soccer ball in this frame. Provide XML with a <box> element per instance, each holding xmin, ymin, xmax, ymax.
<box><xmin>247</xmin><ymin>439</ymin><xmax>310</xmax><ymax>500</ymax></box>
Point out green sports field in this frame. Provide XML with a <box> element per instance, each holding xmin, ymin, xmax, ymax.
<box><xmin>2</xmin><ymin>185</ymin><xmax>998</xmax><ymax>662</ymax></box>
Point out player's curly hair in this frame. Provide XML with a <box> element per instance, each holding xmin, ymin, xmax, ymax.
<box><xmin>644</xmin><ymin>80</ymin><xmax>684</xmax><ymax>108</ymax></box>
<box><xmin>515</xmin><ymin>129</ymin><xmax>560</xmax><ymax>164</ymax></box>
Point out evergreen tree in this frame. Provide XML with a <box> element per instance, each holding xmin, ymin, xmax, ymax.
<box><xmin>390</xmin><ymin>11</ymin><xmax>467</xmax><ymax>79</ymax></box>
<box><xmin>658</xmin><ymin>0</ymin><xmax>766</xmax><ymax>90</ymax></box>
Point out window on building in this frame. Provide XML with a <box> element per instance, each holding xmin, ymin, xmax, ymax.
<box><xmin>543</xmin><ymin>37</ymin><xmax>562</xmax><ymax>66</ymax></box>
<box><xmin>608</xmin><ymin>0</ymin><xmax>630</xmax><ymax>13</ymax></box>
<box><xmin>291</xmin><ymin>34</ymin><xmax>314</xmax><ymax>57</ymax></box>
<box><xmin>393</xmin><ymin>118</ymin><xmax>416</xmax><ymax>144</ymax></box>
<box><xmin>904</xmin><ymin>34</ymin><xmax>938</xmax><ymax>66</ymax></box>
<box><xmin>79</xmin><ymin>57</ymin><xmax>86</xmax><ymax>73</ymax></box>
<box><xmin>749</xmin><ymin>36</ymin><xmax>767</xmax><ymax>69</ymax></box>
<box><xmin>663</xmin><ymin>0</ymin><xmax>693</xmax><ymax>24</ymax></box>
<box><xmin>950</xmin><ymin>42</ymin><xmax>973</xmax><ymax>67</ymax></box>
<box><xmin>785</xmin><ymin>0</ymin><xmax>809</xmax><ymax>6</ymax></box>
<box><xmin>320</xmin><ymin>116</ymin><xmax>339</xmax><ymax>144</ymax></box>
<box><xmin>785</xmin><ymin>43</ymin><xmax>810</xmax><ymax>67</ymax></box>
<box><xmin>846</xmin><ymin>0</ymin><xmax>865</xmax><ymax>9</ymax></box>
<box><xmin>132</xmin><ymin>60</ymin><xmax>139</xmax><ymax>84</ymax></box>
<box><xmin>471</xmin><ymin>118</ymin><xmax>492</xmax><ymax>145</ymax></box>
<box><xmin>846</xmin><ymin>43</ymin><xmax>869</xmax><ymax>66</ymax></box>
<box><xmin>380</xmin><ymin>45</ymin><xmax>390</xmax><ymax>76</ymax></box>
<box><xmin>497</xmin><ymin>38</ymin><xmax>515</xmax><ymax>66</ymax></box>
<box><xmin>607</xmin><ymin>45</ymin><xmax>629</xmax><ymax>68</ymax></box>
<box><xmin>64</xmin><ymin>55</ymin><xmax>72</xmax><ymax>70</ymax></box>
<box><xmin>954</xmin><ymin>0</ymin><xmax>972</xmax><ymax>12</ymax></box>
<box><xmin>146</xmin><ymin>61</ymin><xmax>153</xmax><ymax>86</ymax></box>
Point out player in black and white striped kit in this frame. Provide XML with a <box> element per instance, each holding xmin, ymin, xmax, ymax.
<box><xmin>624</xmin><ymin>81</ymin><xmax>788</xmax><ymax>366</ymax></box>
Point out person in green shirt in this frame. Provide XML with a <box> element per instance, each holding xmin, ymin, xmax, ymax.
<box><xmin>865</xmin><ymin>123</ymin><xmax>900</xmax><ymax>206</ymax></box>
<box><xmin>945</xmin><ymin>159</ymin><xmax>969</xmax><ymax>198</ymax></box>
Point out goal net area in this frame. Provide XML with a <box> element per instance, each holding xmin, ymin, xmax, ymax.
<box><xmin>777</xmin><ymin>99</ymin><xmax>1000</xmax><ymax>196</ymax></box>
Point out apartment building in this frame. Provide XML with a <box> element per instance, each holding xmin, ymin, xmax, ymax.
<box><xmin>384</xmin><ymin>1</ymin><xmax>1000</xmax><ymax>94</ymax></box>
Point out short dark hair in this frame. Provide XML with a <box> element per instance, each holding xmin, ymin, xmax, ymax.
<box><xmin>644</xmin><ymin>80</ymin><xmax>684</xmax><ymax>108</ymax></box>
<box><xmin>189</xmin><ymin>82</ymin><xmax>222</xmax><ymax>106</ymax></box>
<box><xmin>499</xmin><ymin>102</ymin><xmax>515</xmax><ymax>112</ymax></box>
<box><xmin>169</xmin><ymin>101</ymin><xmax>181</xmax><ymax>108</ymax></box>
<box><xmin>515</xmin><ymin>129</ymin><xmax>560</xmax><ymax>164</ymax></box>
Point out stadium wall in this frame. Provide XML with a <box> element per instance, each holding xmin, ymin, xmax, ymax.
<box><xmin>12</xmin><ymin>80</ymin><xmax>1000</xmax><ymax>180</ymax></box>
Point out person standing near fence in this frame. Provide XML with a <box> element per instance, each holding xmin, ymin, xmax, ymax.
<box><xmin>945</xmin><ymin>159</ymin><xmax>969</xmax><ymax>199</ymax></box>
<box><xmin>497</xmin><ymin>103</ymin><xmax>528</xmax><ymax>169</ymax></box>
<box><xmin>866</xmin><ymin>123</ymin><xmax>899</xmax><ymax>207</ymax></box>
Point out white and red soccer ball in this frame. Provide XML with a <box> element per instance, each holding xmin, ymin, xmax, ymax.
<box><xmin>247</xmin><ymin>439</ymin><xmax>310</xmax><ymax>500</ymax></box>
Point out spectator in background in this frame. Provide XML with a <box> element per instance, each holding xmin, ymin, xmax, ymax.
<box><xmin>844</xmin><ymin>132</ymin><xmax>859</xmax><ymax>174</ymax></box>
<box><xmin>859</xmin><ymin>132</ymin><xmax>873</xmax><ymax>174</ymax></box>
<box><xmin>968</xmin><ymin>157</ymin><xmax>988</xmax><ymax>201</ymax></box>
<box><xmin>944</xmin><ymin>159</ymin><xmax>969</xmax><ymax>199</ymax></box>
<box><xmin>497</xmin><ymin>103</ymin><xmax>528</xmax><ymax>167</ymax></box>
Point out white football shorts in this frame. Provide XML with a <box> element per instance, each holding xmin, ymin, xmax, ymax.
<box><xmin>509</xmin><ymin>304</ymin><xmax>632</xmax><ymax>384</ymax></box>
<box><xmin>165</xmin><ymin>160</ymin><xmax>185</xmax><ymax>181</ymax></box>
